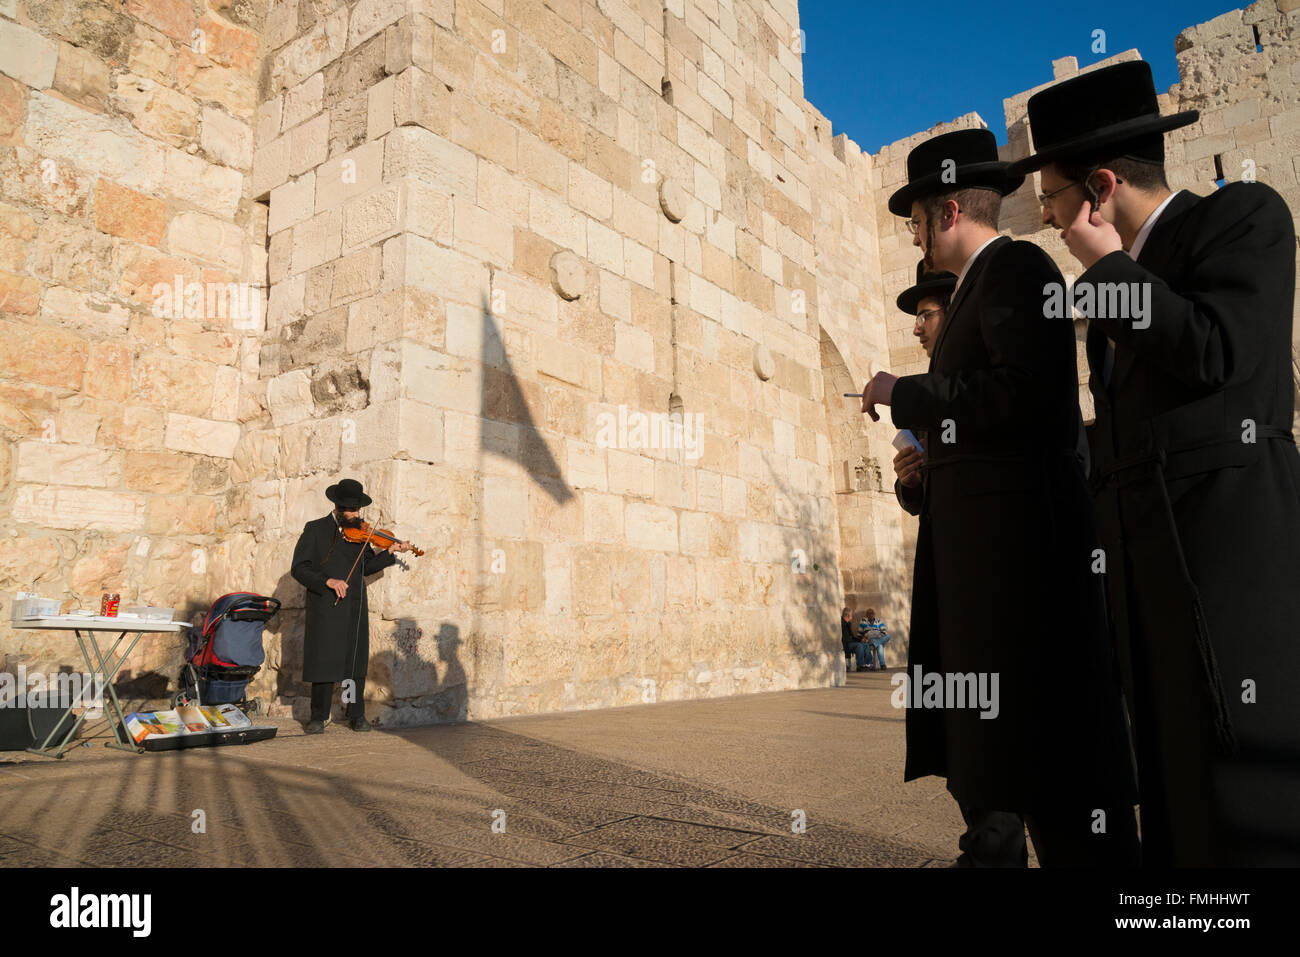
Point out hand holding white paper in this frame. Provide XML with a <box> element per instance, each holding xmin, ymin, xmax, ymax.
<box><xmin>892</xmin><ymin>429</ymin><xmax>924</xmax><ymax>453</ymax></box>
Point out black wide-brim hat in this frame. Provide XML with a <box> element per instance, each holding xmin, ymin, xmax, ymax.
<box><xmin>897</xmin><ymin>260</ymin><xmax>957</xmax><ymax>315</ymax></box>
<box><xmin>326</xmin><ymin>478</ymin><xmax>372</xmax><ymax>509</ymax></box>
<box><xmin>1013</xmin><ymin>60</ymin><xmax>1198</xmax><ymax>174</ymax></box>
<box><xmin>887</xmin><ymin>128</ymin><xmax>1025</xmax><ymax>217</ymax></box>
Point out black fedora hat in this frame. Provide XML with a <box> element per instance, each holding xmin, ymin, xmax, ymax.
<box><xmin>326</xmin><ymin>478</ymin><xmax>372</xmax><ymax>509</ymax></box>
<box><xmin>887</xmin><ymin>128</ymin><xmax>1024</xmax><ymax>217</ymax></box>
<box><xmin>897</xmin><ymin>260</ymin><xmax>957</xmax><ymax>315</ymax></box>
<box><xmin>1014</xmin><ymin>60</ymin><xmax>1198</xmax><ymax>174</ymax></box>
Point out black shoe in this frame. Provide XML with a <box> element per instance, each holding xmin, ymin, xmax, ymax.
<box><xmin>349</xmin><ymin>716</ymin><xmax>372</xmax><ymax>732</ymax></box>
<box><xmin>305</xmin><ymin>720</ymin><xmax>325</xmax><ymax>734</ymax></box>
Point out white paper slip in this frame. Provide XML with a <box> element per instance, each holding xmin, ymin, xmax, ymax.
<box><xmin>892</xmin><ymin>429</ymin><xmax>924</xmax><ymax>453</ymax></box>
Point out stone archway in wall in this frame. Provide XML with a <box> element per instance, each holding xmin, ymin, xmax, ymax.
<box><xmin>818</xmin><ymin>326</ymin><xmax>912</xmax><ymax>655</ymax></box>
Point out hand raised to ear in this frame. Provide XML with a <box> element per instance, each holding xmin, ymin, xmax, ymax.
<box><xmin>1061</xmin><ymin>199</ymin><xmax>1122</xmax><ymax>270</ymax></box>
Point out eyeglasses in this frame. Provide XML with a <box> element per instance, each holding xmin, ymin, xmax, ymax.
<box><xmin>1038</xmin><ymin>181</ymin><xmax>1082</xmax><ymax>207</ymax></box>
<box><xmin>905</xmin><ymin>218</ymin><xmax>922</xmax><ymax>235</ymax></box>
<box><xmin>916</xmin><ymin>308</ymin><xmax>943</xmax><ymax>323</ymax></box>
<box><xmin>1039</xmin><ymin>171</ymin><xmax>1126</xmax><ymax>208</ymax></box>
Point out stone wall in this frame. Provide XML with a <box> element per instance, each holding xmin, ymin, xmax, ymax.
<box><xmin>0</xmin><ymin>0</ymin><xmax>263</xmax><ymax>698</ymax></box>
<box><xmin>1</xmin><ymin>0</ymin><xmax>1296</xmax><ymax>725</ymax></box>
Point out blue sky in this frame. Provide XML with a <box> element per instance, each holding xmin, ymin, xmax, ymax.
<box><xmin>799</xmin><ymin>0</ymin><xmax>1243</xmax><ymax>154</ymax></box>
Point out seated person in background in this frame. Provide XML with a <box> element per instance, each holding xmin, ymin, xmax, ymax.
<box><xmin>860</xmin><ymin>609</ymin><xmax>891</xmax><ymax>671</ymax></box>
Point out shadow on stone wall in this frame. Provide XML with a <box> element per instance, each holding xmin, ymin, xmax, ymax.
<box><xmin>761</xmin><ymin>450</ymin><xmax>840</xmax><ymax>677</ymax></box>
<box><xmin>368</xmin><ymin>620</ymin><xmax>467</xmax><ymax>725</ymax></box>
<box><xmin>478</xmin><ymin>293</ymin><xmax>573</xmax><ymax>505</ymax></box>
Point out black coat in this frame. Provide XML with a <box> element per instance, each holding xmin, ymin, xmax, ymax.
<box><xmin>890</xmin><ymin>236</ymin><xmax>1137</xmax><ymax>811</ymax></box>
<box><xmin>841</xmin><ymin>617</ymin><xmax>856</xmax><ymax>654</ymax></box>
<box><xmin>1080</xmin><ymin>184</ymin><xmax>1300</xmax><ymax>865</ymax></box>
<box><xmin>291</xmin><ymin>514</ymin><xmax>398</xmax><ymax>683</ymax></box>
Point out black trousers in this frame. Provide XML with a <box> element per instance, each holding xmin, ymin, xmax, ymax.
<box><xmin>956</xmin><ymin>799</ymin><xmax>1140</xmax><ymax>867</ymax></box>
<box><xmin>310</xmin><ymin>676</ymin><xmax>366</xmax><ymax>722</ymax></box>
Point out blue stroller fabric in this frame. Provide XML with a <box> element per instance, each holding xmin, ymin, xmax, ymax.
<box><xmin>206</xmin><ymin>592</ymin><xmax>276</xmax><ymax>667</ymax></box>
<box><xmin>214</xmin><ymin>618</ymin><xmax>267</xmax><ymax>667</ymax></box>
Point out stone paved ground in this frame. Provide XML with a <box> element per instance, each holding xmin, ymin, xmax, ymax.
<box><xmin>0</xmin><ymin>669</ymin><xmax>982</xmax><ymax>867</ymax></box>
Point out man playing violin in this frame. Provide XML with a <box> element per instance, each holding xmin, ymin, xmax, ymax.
<box><xmin>290</xmin><ymin>478</ymin><xmax>414</xmax><ymax>734</ymax></box>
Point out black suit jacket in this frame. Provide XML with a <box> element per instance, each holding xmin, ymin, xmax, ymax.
<box><xmin>887</xmin><ymin>236</ymin><xmax>1136</xmax><ymax>809</ymax></box>
<box><xmin>1078</xmin><ymin>183</ymin><xmax>1300</xmax><ymax>864</ymax></box>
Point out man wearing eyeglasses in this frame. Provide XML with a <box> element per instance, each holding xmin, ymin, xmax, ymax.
<box><xmin>861</xmin><ymin>129</ymin><xmax>1139</xmax><ymax>867</ymax></box>
<box><xmin>892</xmin><ymin>264</ymin><xmax>955</xmax><ymax>515</ymax></box>
<box><xmin>1017</xmin><ymin>60</ymin><xmax>1300</xmax><ymax>866</ymax></box>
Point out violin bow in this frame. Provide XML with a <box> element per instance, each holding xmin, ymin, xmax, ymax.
<box><xmin>334</xmin><ymin>522</ymin><xmax>377</xmax><ymax>607</ymax></box>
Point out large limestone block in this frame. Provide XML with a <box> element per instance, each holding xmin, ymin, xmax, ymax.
<box><xmin>624</xmin><ymin>502</ymin><xmax>678</xmax><ymax>551</ymax></box>
<box><xmin>383</xmin><ymin>124</ymin><xmax>476</xmax><ymax>199</ymax></box>
<box><xmin>200</xmin><ymin>105</ymin><xmax>253</xmax><ymax>169</ymax></box>
<box><xmin>278</xmin><ymin>417</ymin><xmax>344</xmax><ymax>476</ymax></box>
<box><xmin>34</xmin><ymin>218</ymin><xmax>115</xmax><ymax>294</ymax></box>
<box><xmin>330</xmin><ymin>245</ymin><xmax>383</xmax><ymax>305</ymax></box>
<box><xmin>166</xmin><ymin>210</ymin><xmax>245</xmax><ymax>271</ymax></box>
<box><xmin>535</xmin><ymin>334</ymin><xmax>601</xmax><ymax>391</ymax></box>
<box><xmin>345</xmin><ymin>286</ymin><xmax>444</xmax><ymax>353</ymax></box>
<box><xmin>453</xmin><ymin>199</ymin><xmax>513</xmax><ymax>267</ymax></box>
<box><xmin>269</xmin><ymin>5</ymin><xmax>348</xmax><ymax>92</ymax></box>
<box><xmin>268</xmin><ymin>172</ymin><xmax>315</xmax><ymax>234</ymax></box>
<box><xmin>348</xmin><ymin>0</ymin><xmax>409</xmax><ymax>50</ymax></box>
<box><xmin>144</xmin><ymin>494</ymin><xmax>219</xmax><ymax>535</ymax></box>
<box><xmin>483</xmin><ymin>473</ymin><xmax>526</xmax><ymax>538</ymax></box>
<box><xmin>266</xmin><ymin>368</ymin><xmax>315</xmax><ymax>426</ymax></box>
<box><xmin>15</xmin><ymin>442</ymin><xmax>123</xmax><ymax>487</ymax></box>
<box><xmin>11</xmin><ymin>486</ymin><xmax>145</xmax><ymax>531</ymax></box>
<box><xmin>0</xmin><ymin>19</ymin><xmax>58</xmax><ymax>89</ymax></box>
<box><xmin>252</xmin><ymin>134</ymin><xmax>291</xmax><ymax>199</ymax></box>
<box><xmin>583</xmin><ymin>491</ymin><xmax>623</xmax><ymax>544</ymax></box>
<box><xmin>314</xmin><ymin>139</ymin><xmax>384</xmax><ymax>213</ymax></box>
<box><xmin>288</xmin><ymin>112</ymin><xmax>329</xmax><ymax>176</ymax></box>
<box><xmin>281</xmin><ymin>73</ymin><xmax>323</xmax><ymax>131</ymax></box>
<box><xmin>164</xmin><ymin>413</ymin><xmax>240</xmax><ymax>458</ymax></box>
<box><xmin>0</xmin><ymin>319</ymin><xmax>87</xmax><ymax>390</ymax></box>
<box><xmin>606</xmin><ymin>449</ymin><xmax>654</xmax><ymax>497</ymax></box>
<box><xmin>398</xmin><ymin>234</ymin><xmax>490</xmax><ymax>305</ymax></box>
<box><xmin>289</xmin><ymin>207</ymin><xmax>342</xmax><ymax>274</ymax></box>
<box><xmin>123</xmin><ymin>450</ymin><xmax>193</xmax><ymax>493</ymax></box>
<box><xmin>370</xmin><ymin>338</ymin><xmax>478</xmax><ymax>414</ymax></box>
<box><xmin>342</xmin><ymin>184</ymin><xmax>403</xmax><ymax>250</ymax></box>
<box><xmin>341</xmin><ymin>398</ymin><xmax>444</xmax><ymax>466</ymax></box>
<box><xmin>392</xmin><ymin>63</ymin><xmax>453</xmax><ymax>136</ymax></box>
<box><xmin>529</xmin><ymin>186</ymin><xmax>586</xmax><ymax>254</ymax></box>
<box><xmin>93</xmin><ymin>178</ymin><xmax>166</xmax><ymax>245</ymax></box>
<box><xmin>133</xmin><ymin>355</ymin><xmax>217</xmax><ymax>417</ymax></box>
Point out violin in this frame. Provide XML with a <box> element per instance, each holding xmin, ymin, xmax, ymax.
<box><xmin>341</xmin><ymin>520</ymin><xmax>424</xmax><ymax>556</ymax></box>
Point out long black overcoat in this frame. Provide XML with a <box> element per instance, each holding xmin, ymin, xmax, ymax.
<box><xmin>1079</xmin><ymin>184</ymin><xmax>1300</xmax><ymax>865</ymax></box>
<box><xmin>291</xmin><ymin>514</ymin><xmax>398</xmax><ymax>683</ymax></box>
<box><xmin>890</xmin><ymin>236</ymin><xmax>1138</xmax><ymax>813</ymax></box>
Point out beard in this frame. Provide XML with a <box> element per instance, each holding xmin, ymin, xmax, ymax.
<box><xmin>922</xmin><ymin>217</ymin><xmax>937</xmax><ymax>272</ymax></box>
<box><xmin>337</xmin><ymin>512</ymin><xmax>363</xmax><ymax>528</ymax></box>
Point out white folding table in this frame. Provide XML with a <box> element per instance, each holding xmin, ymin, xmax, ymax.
<box><xmin>10</xmin><ymin>616</ymin><xmax>190</xmax><ymax>758</ymax></box>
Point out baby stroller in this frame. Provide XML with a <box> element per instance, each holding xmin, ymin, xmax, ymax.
<box><xmin>174</xmin><ymin>592</ymin><xmax>281</xmax><ymax>714</ymax></box>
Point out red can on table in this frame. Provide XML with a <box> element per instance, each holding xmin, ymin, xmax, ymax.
<box><xmin>101</xmin><ymin>593</ymin><xmax>120</xmax><ymax>617</ymax></box>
